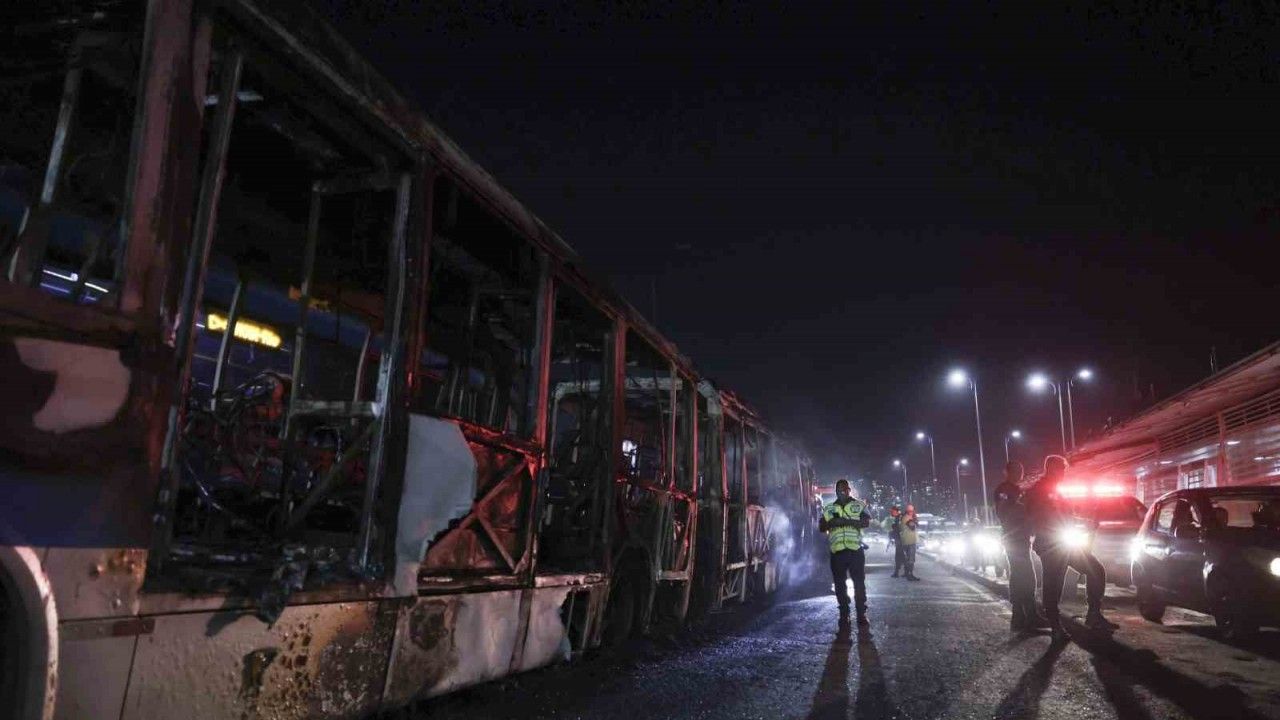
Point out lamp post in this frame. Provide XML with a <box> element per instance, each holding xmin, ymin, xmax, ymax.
<box><xmin>915</xmin><ymin>430</ymin><xmax>938</xmax><ymax>496</ymax></box>
<box><xmin>892</xmin><ymin>459</ymin><xmax>910</xmax><ymax>505</ymax></box>
<box><xmin>954</xmin><ymin>457</ymin><xmax>969</xmax><ymax>521</ymax></box>
<box><xmin>1027</xmin><ymin>373</ymin><xmax>1068</xmax><ymax>453</ymax></box>
<box><xmin>1067</xmin><ymin>368</ymin><xmax>1093</xmax><ymax>448</ymax></box>
<box><xmin>948</xmin><ymin>369</ymin><xmax>991</xmax><ymax>525</ymax></box>
<box><xmin>1004</xmin><ymin>429</ymin><xmax>1022</xmax><ymax>464</ymax></box>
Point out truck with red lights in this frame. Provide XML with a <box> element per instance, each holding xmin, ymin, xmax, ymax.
<box><xmin>1054</xmin><ymin>481</ymin><xmax>1148</xmax><ymax>586</ymax></box>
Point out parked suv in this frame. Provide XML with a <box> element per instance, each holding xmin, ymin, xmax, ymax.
<box><xmin>1132</xmin><ymin>487</ymin><xmax>1280</xmax><ymax>640</ymax></box>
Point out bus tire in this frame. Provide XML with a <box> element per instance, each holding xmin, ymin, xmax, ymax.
<box><xmin>0</xmin><ymin>546</ymin><xmax>57</xmax><ymax>720</ymax></box>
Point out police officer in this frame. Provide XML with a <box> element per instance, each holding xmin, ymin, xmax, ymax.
<box><xmin>820</xmin><ymin>478</ymin><xmax>872</xmax><ymax>625</ymax></box>
<box><xmin>1025</xmin><ymin>455</ymin><xmax>1117</xmax><ymax>641</ymax></box>
<box><xmin>992</xmin><ymin>461</ymin><xmax>1048</xmax><ymax>631</ymax></box>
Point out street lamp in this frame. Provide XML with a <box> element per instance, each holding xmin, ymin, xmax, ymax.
<box><xmin>1029</xmin><ymin>371</ymin><xmax>1070</xmax><ymax>450</ymax></box>
<box><xmin>892</xmin><ymin>458</ymin><xmax>910</xmax><ymax>505</ymax></box>
<box><xmin>947</xmin><ymin>369</ymin><xmax>991</xmax><ymax>525</ymax></box>
<box><xmin>1067</xmin><ymin>368</ymin><xmax>1093</xmax><ymax>448</ymax></box>
<box><xmin>1004</xmin><ymin>429</ymin><xmax>1022</xmax><ymax>464</ymax></box>
<box><xmin>954</xmin><ymin>457</ymin><xmax>970</xmax><ymax>522</ymax></box>
<box><xmin>915</xmin><ymin>430</ymin><xmax>938</xmax><ymax>494</ymax></box>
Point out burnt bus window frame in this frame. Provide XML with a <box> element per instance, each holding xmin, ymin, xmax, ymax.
<box><xmin>0</xmin><ymin>3</ymin><xmax>155</xmax><ymax>320</ymax></box>
<box><xmin>723</xmin><ymin>410</ymin><xmax>746</xmax><ymax>564</ymax></box>
<box><xmin>621</xmin><ymin>328</ymin><xmax>675</xmax><ymax>489</ymax></box>
<box><xmin>414</xmin><ymin>174</ymin><xmax>544</xmax><ymax>439</ymax></box>
<box><xmin>538</xmin><ymin>275</ymin><xmax>616</xmax><ymax>572</ymax></box>
<box><xmin>673</xmin><ymin>370</ymin><xmax>696</xmax><ymax>493</ymax></box>
<box><xmin>150</xmin><ymin>13</ymin><xmax>414</xmax><ymax>588</ymax></box>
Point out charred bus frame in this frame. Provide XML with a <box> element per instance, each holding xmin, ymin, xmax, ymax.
<box><xmin>0</xmin><ymin>2</ymin><xmax>816</xmax><ymax>718</ymax></box>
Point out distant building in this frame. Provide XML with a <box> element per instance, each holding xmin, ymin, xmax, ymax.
<box><xmin>1070</xmin><ymin>342</ymin><xmax>1280</xmax><ymax>504</ymax></box>
<box><xmin>914</xmin><ymin>476</ymin><xmax>945</xmax><ymax>516</ymax></box>
<box><xmin>868</xmin><ymin>477</ymin><xmax>896</xmax><ymax>511</ymax></box>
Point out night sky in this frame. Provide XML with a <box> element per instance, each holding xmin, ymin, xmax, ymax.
<box><xmin>318</xmin><ymin>2</ymin><xmax>1279</xmax><ymax>495</ymax></box>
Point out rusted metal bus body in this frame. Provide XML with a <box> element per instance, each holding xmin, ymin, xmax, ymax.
<box><xmin>0</xmin><ymin>3</ymin><xmax>816</xmax><ymax>718</ymax></box>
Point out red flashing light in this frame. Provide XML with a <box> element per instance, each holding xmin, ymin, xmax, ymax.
<box><xmin>1057</xmin><ymin>482</ymin><xmax>1126</xmax><ymax>498</ymax></box>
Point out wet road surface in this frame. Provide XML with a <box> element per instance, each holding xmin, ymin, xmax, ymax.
<box><xmin>413</xmin><ymin>557</ymin><xmax>1207</xmax><ymax>719</ymax></box>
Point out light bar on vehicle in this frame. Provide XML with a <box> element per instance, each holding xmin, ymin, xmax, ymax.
<box><xmin>1056</xmin><ymin>482</ymin><xmax>1126</xmax><ymax>498</ymax></box>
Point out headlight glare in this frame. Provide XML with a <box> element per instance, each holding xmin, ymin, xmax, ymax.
<box><xmin>1270</xmin><ymin>558</ymin><xmax>1280</xmax><ymax>577</ymax></box>
<box><xmin>975</xmin><ymin>534</ymin><xmax>1000</xmax><ymax>554</ymax></box>
<box><xmin>1059</xmin><ymin>525</ymin><xmax>1091</xmax><ymax>549</ymax></box>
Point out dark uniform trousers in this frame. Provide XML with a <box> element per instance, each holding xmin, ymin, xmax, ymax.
<box><xmin>1002</xmin><ymin>536</ymin><xmax>1036</xmax><ymax>619</ymax></box>
<box><xmin>900</xmin><ymin>543</ymin><xmax>917</xmax><ymax>576</ymax></box>
<box><xmin>1036</xmin><ymin>543</ymin><xmax>1106</xmax><ymax>622</ymax></box>
<box><xmin>830</xmin><ymin>548</ymin><xmax>867</xmax><ymax>614</ymax></box>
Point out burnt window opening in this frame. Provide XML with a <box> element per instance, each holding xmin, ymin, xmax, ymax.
<box><xmin>673</xmin><ymin>374</ymin><xmax>695</xmax><ymax>493</ymax></box>
<box><xmin>744</xmin><ymin>426</ymin><xmax>761</xmax><ymax>506</ymax></box>
<box><xmin>725</xmin><ymin>416</ymin><xmax>744</xmax><ymax>502</ymax></box>
<box><xmin>0</xmin><ymin>3</ymin><xmax>145</xmax><ymax>306</ymax></box>
<box><xmin>689</xmin><ymin>389</ymin><xmax>723</xmax><ymax>615</ymax></box>
<box><xmin>417</xmin><ymin>177</ymin><xmax>540</xmax><ymax>437</ymax></box>
<box><xmin>769</xmin><ymin>443</ymin><xmax>800</xmax><ymax>510</ymax></box>
<box><xmin>539</xmin><ymin>282</ymin><xmax>613</xmax><ymax>571</ymax></box>
<box><xmin>621</xmin><ymin>331</ymin><xmax>673</xmax><ymax>488</ymax></box>
<box><xmin>696</xmin><ymin>391</ymin><xmax>719</xmax><ymax>500</ymax></box>
<box><xmin>165</xmin><ymin>29</ymin><xmax>406</xmax><ymax>586</ymax></box>
<box><xmin>723</xmin><ymin>416</ymin><xmax>746</xmax><ymax>563</ymax></box>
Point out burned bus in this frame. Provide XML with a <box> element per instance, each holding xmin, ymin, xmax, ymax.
<box><xmin>0</xmin><ymin>2</ymin><xmax>817</xmax><ymax>718</ymax></box>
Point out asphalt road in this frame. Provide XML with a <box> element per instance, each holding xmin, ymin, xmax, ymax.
<box><xmin>412</xmin><ymin>556</ymin><xmax>1207</xmax><ymax>720</ymax></box>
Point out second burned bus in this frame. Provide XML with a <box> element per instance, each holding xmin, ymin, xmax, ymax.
<box><xmin>0</xmin><ymin>2</ymin><xmax>818</xmax><ymax>718</ymax></box>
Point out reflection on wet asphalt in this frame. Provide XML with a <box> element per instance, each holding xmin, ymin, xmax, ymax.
<box><xmin>414</xmin><ymin>558</ymin><xmax>1207</xmax><ymax>719</ymax></box>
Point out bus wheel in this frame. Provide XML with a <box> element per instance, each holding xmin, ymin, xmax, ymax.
<box><xmin>0</xmin><ymin>546</ymin><xmax>57</xmax><ymax>720</ymax></box>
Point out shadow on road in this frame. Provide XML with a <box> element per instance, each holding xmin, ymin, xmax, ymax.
<box><xmin>854</xmin><ymin>627</ymin><xmax>900</xmax><ymax>720</ymax></box>
<box><xmin>805</xmin><ymin>623</ymin><xmax>900</xmax><ymax>720</ymax></box>
<box><xmin>1089</xmin><ymin>656</ymin><xmax>1155</xmax><ymax>720</ymax></box>
<box><xmin>937</xmin><ymin>554</ymin><xmax>1275</xmax><ymax>720</ymax></box>
<box><xmin>807</xmin><ymin>623</ymin><xmax>853</xmax><ymax>720</ymax></box>
<box><xmin>1066</xmin><ymin>625</ymin><xmax>1267</xmax><ymax>720</ymax></box>
<box><xmin>1176</xmin><ymin>625</ymin><xmax>1280</xmax><ymax>663</ymax></box>
<box><xmin>991</xmin><ymin>639</ymin><xmax>1068</xmax><ymax>719</ymax></box>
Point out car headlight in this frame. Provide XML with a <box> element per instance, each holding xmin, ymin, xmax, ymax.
<box><xmin>975</xmin><ymin>534</ymin><xmax>1000</xmax><ymax>554</ymax></box>
<box><xmin>1059</xmin><ymin>525</ymin><xmax>1091</xmax><ymax>549</ymax></box>
<box><xmin>1270</xmin><ymin>558</ymin><xmax>1280</xmax><ymax>577</ymax></box>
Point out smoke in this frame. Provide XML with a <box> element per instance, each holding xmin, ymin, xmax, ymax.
<box><xmin>768</xmin><ymin>505</ymin><xmax>822</xmax><ymax>585</ymax></box>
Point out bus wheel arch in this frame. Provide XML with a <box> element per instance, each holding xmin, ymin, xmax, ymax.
<box><xmin>0</xmin><ymin>545</ymin><xmax>58</xmax><ymax>720</ymax></box>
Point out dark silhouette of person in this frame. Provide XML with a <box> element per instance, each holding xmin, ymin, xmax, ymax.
<box><xmin>992</xmin><ymin>461</ymin><xmax>1049</xmax><ymax>631</ymax></box>
<box><xmin>1024</xmin><ymin>455</ymin><xmax>1116</xmax><ymax>641</ymax></box>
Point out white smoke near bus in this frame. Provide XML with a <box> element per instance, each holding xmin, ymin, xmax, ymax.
<box><xmin>767</xmin><ymin>506</ymin><xmax>821</xmax><ymax>586</ymax></box>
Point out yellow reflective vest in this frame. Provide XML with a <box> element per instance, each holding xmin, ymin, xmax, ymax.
<box><xmin>821</xmin><ymin>499</ymin><xmax>866</xmax><ymax>553</ymax></box>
